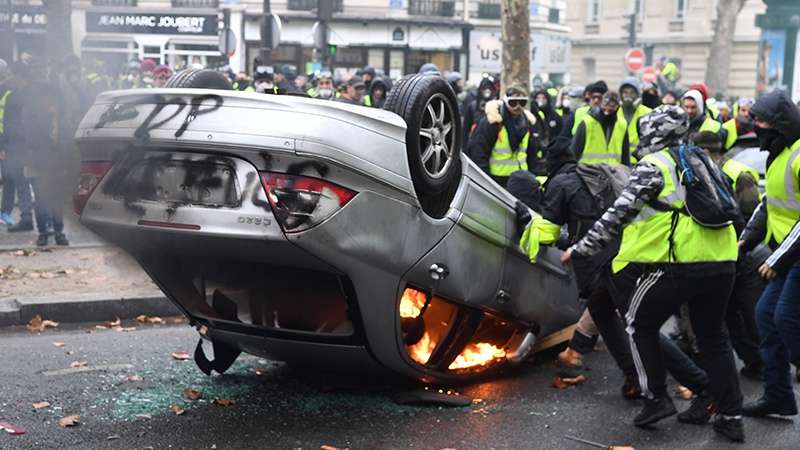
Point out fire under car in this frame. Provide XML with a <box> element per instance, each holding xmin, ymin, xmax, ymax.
<box><xmin>73</xmin><ymin>70</ymin><xmax>581</xmax><ymax>383</ymax></box>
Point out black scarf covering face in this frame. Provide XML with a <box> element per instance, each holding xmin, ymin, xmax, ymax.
<box><xmin>502</xmin><ymin>104</ymin><xmax>526</xmax><ymax>152</ymax></box>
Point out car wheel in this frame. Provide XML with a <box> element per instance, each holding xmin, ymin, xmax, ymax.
<box><xmin>164</xmin><ymin>69</ymin><xmax>234</xmax><ymax>90</ymax></box>
<box><xmin>385</xmin><ymin>74</ymin><xmax>461</xmax><ymax>212</ymax></box>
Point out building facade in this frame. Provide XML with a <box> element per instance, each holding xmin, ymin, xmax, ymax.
<box><xmin>565</xmin><ymin>0</ymin><xmax>767</xmax><ymax>97</ymax></box>
<box><xmin>0</xmin><ymin>0</ymin><xmax>571</xmax><ymax>84</ymax></box>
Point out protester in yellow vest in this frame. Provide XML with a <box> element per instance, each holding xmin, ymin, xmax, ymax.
<box><xmin>682</xmin><ymin>89</ymin><xmax>728</xmax><ymax>144</ymax></box>
<box><xmin>722</xmin><ymin>98</ymin><xmax>756</xmax><ymax>150</ymax></box>
<box><xmin>738</xmin><ymin>90</ymin><xmax>800</xmax><ymax>419</ymax></box>
<box><xmin>618</xmin><ymin>77</ymin><xmax>652</xmax><ymax>159</ymax></box>
<box><xmin>562</xmin><ymin>105</ymin><xmax>745</xmax><ymax>441</ymax></box>
<box><xmin>572</xmin><ymin>91</ymin><xmax>630</xmax><ymax>166</ymax></box>
<box><xmin>466</xmin><ymin>85</ymin><xmax>540</xmax><ymax>188</ymax></box>
<box><xmin>565</xmin><ymin>81</ymin><xmax>607</xmax><ymax>137</ymax></box>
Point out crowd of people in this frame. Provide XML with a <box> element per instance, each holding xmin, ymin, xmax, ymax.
<box><xmin>2</xmin><ymin>51</ymin><xmax>799</xmax><ymax>443</ymax></box>
<box><xmin>471</xmin><ymin>70</ymin><xmax>799</xmax><ymax>443</ymax></box>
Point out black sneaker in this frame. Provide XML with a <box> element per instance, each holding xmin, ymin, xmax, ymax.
<box><xmin>622</xmin><ymin>374</ymin><xmax>643</xmax><ymax>400</ymax></box>
<box><xmin>677</xmin><ymin>393</ymin><xmax>715</xmax><ymax>424</ymax></box>
<box><xmin>54</xmin><ymin>233</ymin><xmax>69</xmax><ymax>246</ymax></box>
<box><xmin>8</xmin><ymin>219</ymin><xmax>33</xmax><ymax>232</ymax></box>
<box><xmin>634</xmin><ymin>396</ymin><xmax>677</xmax><ymax>427</ymax></box>
<box><xmin>36</xmin><ymin>233</ymin><xmax>48</xmax><ymax>246</ymax></box>
<box><xmin>713</xmin><ymin>416</ymin><xmax>745</xmax><ymax>442</ymax></box>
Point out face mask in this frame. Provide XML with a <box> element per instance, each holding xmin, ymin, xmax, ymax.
<box><xmin>738</xmin><ymin>117</ymin><xmax>755</xmax><ymax>133</ymax></box>
<box><xmin>755</xmin><ymin>126</ymin><xmax>786</xmax><ymax>153</ymax></box>
<box><xmin>316</xmin><ymin>88</ymin><xmax>334</xmax><ymax>99</ymax></box>
<box><xmin>536</xmin><ymin>99</ymin><xmax>546</xmax><ymax>108</ymax></box>
<box><xmin>481</xmin><ymin>89</ymin><xmax>493</xmax><ymax>100</ymax></box>
<box><xmin>126</xmin><ymin>74</ymin><xmax>137</xmax><ymax>82</ymax></box>
<box><xmin>255</xmin><ymin>82</ymin><xmax>273</xmax><ymax>93</ymax></box>
<box><xmin>603</xmin><ymin>110</ymin><xmax>614</xmax><ymax>116</ymax></box>
<box><xmin>622</xmin><ymin>95</ymin><xmax>634</xmax><ymax>105</ymax></box>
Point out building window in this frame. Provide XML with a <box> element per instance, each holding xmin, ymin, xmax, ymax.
<box><xmin>91</xmin><ymin>0</ymin><xmax>137</xmax><ymax>6</ymax></box>
<box><xmin>478</xmin><ymin>1</ymin><xmax>501</xmax><ymax>19</ymax></box>
<box><xmin>675</xmin><ymin>0</ymin><xmax>686</xmax><ymax>19</ymax></box>
<box><xmin>584</xmin><ymin>57</ymin><xmax>596</xmax><ymax>80</ymax></box>
<box><xmin>171</xmin><ymin>0</ymin><xmax>219</xmax><ymax>7</ymax></box>
<box><xmin>409</xmin><ymin>0</ymin><xmax>456</xmax><ymax>17</ymax></box>
<box><xmin>588</xmin><ymin>0</ymin><xmax>600</xmax><ymax>23</ymax></box>
<box><xmin>548</xmin><ymin>8</ymin><xmax>560</xmax><ymax>24</ymax></box>
<box><xmin>287</xmin><ymin>0</ymin><xmax>344</xmax><ymax>12</ymax></box>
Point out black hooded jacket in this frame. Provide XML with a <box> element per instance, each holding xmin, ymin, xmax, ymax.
<box><xmin>367</xmin><ymin>77</ymin><xmax>387</xmax><ymax>109</ymax></box>
<box><xmin>461</xmin><ymin>77</ymin><xmax>497</xmax><ymax>153</ymax></box>
<box><xmin>571</xmin><ymin>106</ymin><xmax>630</xmax><ymax>166</ymax></box>
<box><xmin>540</xmin><ymin>137</ymin><xmax>620</xmax><ymax>294</ymax></box>
<box><xmin>740</xmin><ymin>90</ymin><xmax>800</xmax><ymax>274</ymax></box>
<box><xmin>533</xmin><ymin>88</ymin><xmax>563</xmax><ymax>138</ymax></box>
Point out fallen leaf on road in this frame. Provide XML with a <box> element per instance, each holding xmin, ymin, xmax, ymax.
<box><xmin>27</xmin><ymin>315</ymin><xmax>59</xmax><ymax>332</ymax></box>
<box><xmin>11</xmin><ymin>249</ymin><xmax>35</xmax><ymax>257</ymax></box>
<box><xmin>59</xmin><ymin>415</ymin><xmax>80</xmax><ymax>427</ymax></box>
<box><xmin>41</xmin><ymin>272</ymin><xmax>55</xmax><ymax>279</ymax></box>
<box><xmin>136</xmin><ymin>315</ymin><xmax>165</xmax><ymax>324</ymax></box>
<box><xmin>135</xmin><ymin>414</ymin><xmax>151</xmax><ymax>420</ymax></box>
<box><xmin>170</xmin><ymin>317</ymin><xmax>185</xmax><ymax>323</ymax></box>
<box><xmin>126</xmin><ymin>375</ymin><xmax>143</xmax><ymax>381</ymax></box>
<box><xmin>172</xmin><ymin>351</ymin><xmax>191</xmax><ymax>360</ymax></box>
<box><xmin>212</xmin><ymin>398</ymin><xmax>236</xmax><ymax>407</ymax></box>
<box><xmin>184</xmin><ymin>388</ymin><xmax>203</xmax><ymax>400</ymax></box>
<box><xmin>0</xmin><ymin>421</ymin><xmax>26</xmax><ymax>435</ymax></box>
<box><xmin>551</xmin><ymin>374</ymin><xmax>585</xmax><ymax>389</ymax></box>
<box><xmin>29</xmin><ymin>272</ymin><xmax>41</xmax><ymax>278</ymax></box>
<box><xmin>66</xmin><ymin>350</ymin><xmax>74</xmax><ymax>355</ymax></box>
<box><xmin>79</xmin><ymin>270</ymin><xmax>89</xmax><ymax>274</ymax></box>
<box><xmin>70</xmin><ymin>361</ymin><xmax>88</xmax><ymax>367</ymax></box>
<box><xmin>101</xmin><ymin>317</ymin><xmax>121</xmax><ymax>328</ymax></box>
<box><xmin>112</xmin><ymin>326</ymin><xmax>136</xmax><ymax>332</ymax></box>
<box><xmin>53</xmin><ymin>342</ymin><xmax>66</xmax><ymax>347</ymax></box>
<box><xmin>321</xmin><ymin>446</ymin><xmax>350</xmax><ymax>450</ymax></box>
<box><xmin>171</xmin><ymin>404</ymin><xmax>185</xmax><ymax>415</ymax></box>
<box><xmin>33</xmin><ymin>401</ymin><xmax>51</xmax><ymax>409</ymax></box>
<box><xmin>85</xmin><ymin>329</ymin><xmax>94</xmax><ymax>334</ymax></box>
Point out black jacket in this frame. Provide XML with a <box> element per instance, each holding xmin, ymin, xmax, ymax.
<box><xmin>461</xmin><ymin>78</ymin><xmax>497</xmax><ymax>153</ymax></box>
<box><xmin>541</xmin><ymin>162</ymin><xmax>620</xmax><ymax>294</ymax></box>
<box><xmin>533</xmin><ymin>88</ymin><xmax>563</xmax><ymax>138</ymax></box>
<box><xmin>571</xmin><ymin>106</ymin><xmax>630</xmax><ymax>166</ymax></box>
<box><xmin>466</xmin><ymin>100</ymin><xmax>540</xmax><ymax>187</ymax></box>
<box><xmin>740</xmin><ymin>90</ymin><xmax>800</xmax><ymax>274</ymax></box>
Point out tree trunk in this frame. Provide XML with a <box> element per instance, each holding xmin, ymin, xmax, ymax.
<box><xmin>501</xmin><ymin>0</ymin><xmax>530</xmax><ymax>95</ymax></box>
<box><xmin>705</xmin><ymin>0</ymin><xmax>747</xmax><ymax>96</ymax></box>
<box><xmin>43</xmin><ymin>0</ymin><xmax>73</xmax><ymax>63</ymax></box>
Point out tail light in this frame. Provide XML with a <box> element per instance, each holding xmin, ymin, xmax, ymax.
<box><xmin>260</xmin><ymin>172</ymin><xmax>356</xmax><ymax>233</ymax></box>
<box><xmin>73</xmin><ymin>161</ymin><xmax>112</xmax><ymax>215</ymax></box>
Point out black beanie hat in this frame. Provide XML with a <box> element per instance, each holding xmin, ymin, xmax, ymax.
<box><xmin>589</xmin><ymin>80</ymin><xmax>608</xmax><ymax>95</ymax></box>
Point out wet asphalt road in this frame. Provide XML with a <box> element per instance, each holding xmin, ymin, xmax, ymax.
<box><xmin>1</xmin><ymin>321</ymin><xmax>798</xmax><ymax>450</ymax></box>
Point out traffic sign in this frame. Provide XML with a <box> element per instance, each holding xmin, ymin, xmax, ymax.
<box><xmin>260</xmin><ymin>13</ymin><xmax>282</xmax><ymax>50</ymax></box>
<box><xmin>642</xmin><ymin>66</ymin><xmax>657</xmax><ymax>83</ymax></box>
<box><xmin>625</xmin><ymin>47</ymin><xmax>645</xmax><ymax>72</ymax></box>
<box><xmin>219</xmin><ymin>27</ymin><xmax>236</xmax><ymax>57</ymax></box>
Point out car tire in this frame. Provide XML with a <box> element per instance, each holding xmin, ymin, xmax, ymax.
<box><xmin>164</xmin><ymin>69</ymin><xmax>234</xmax><ymax>90</ymax></box>
<box><xmin>384</xmin><ymin>74</ymin><xmax>461</xmax><ymax>215</ymax></box>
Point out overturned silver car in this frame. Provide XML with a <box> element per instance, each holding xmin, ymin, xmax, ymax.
<box><xmin>74</xmin><ymin>70</ymin><xmax>580</xmax><ymax>382</ymax></box>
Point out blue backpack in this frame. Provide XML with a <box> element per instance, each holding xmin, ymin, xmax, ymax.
<box><xmin>652</xmin><ymin>145</ymin><xmax>739</xmax><ymax>228</ymax></box>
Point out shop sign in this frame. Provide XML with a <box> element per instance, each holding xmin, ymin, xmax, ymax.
<box><xmin>86</xmin><ymin>11</ymin><xmax>218</xmax><ymax>35</ymax></box>
<box><xmin>0</xmin><ymin>6</ymin><xmax>47</xmax><ymax>34</ymax></box>
<box><xmin>392</xmin><ymin>27</ymin><xmax>404</xmax><ymax>42</ymax></box>
<box><xmin>468</xmin><ymin>31</ymin><xmax>571</xmax><ymax>74</ymax></box>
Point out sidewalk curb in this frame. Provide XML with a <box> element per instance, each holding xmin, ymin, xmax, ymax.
<box><xmin>0</xmin><ymin>294</ymin><xmax>181</xmax><ymax>327</ymax></box>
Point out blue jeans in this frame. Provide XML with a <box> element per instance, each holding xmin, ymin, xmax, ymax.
<box><xmin>755</xmin><ymin>265</ymin><xmax>800</xmax><ymax>404</ymax></box>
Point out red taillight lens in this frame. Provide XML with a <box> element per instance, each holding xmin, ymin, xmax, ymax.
<box><xmin>260</xmin><ymin>172</ymin><xmax>356</xmax><ymax>233</ymax></box>
<box><xmin>73</xmin><ymin>161</ymin><xmax>112</xmax><ymax>215</ymax></box>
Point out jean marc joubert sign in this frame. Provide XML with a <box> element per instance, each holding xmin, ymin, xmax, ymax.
<box><xmin>86</xmin><ymin>11</ymin><xmax>217</xmax><ymax>35</ymax></box>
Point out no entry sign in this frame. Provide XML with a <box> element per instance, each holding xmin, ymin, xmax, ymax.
<box><xmin>625</xmin><ymin>47</ymin><xmax>645</xmax><ymax>72</ymax></box>
<box><xmin>642</xmin><ymin>67</ymin><xmax>657</xmax><ymax>83</ymax></box>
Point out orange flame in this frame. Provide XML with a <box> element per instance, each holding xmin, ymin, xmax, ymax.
<box><xmin>400</xmin><ymin>288</ymin><xmax>506</xmax><ymax>370</ymax></box>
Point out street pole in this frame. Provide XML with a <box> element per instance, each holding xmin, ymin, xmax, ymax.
<box><xmin>318</xmin><ymin>0</ymin><xmax>333</xmax><ymax>71</ymax></box>
<box><xmin>260</xmin><ymin>0</ymin><xmax>271</xmax><ymax>67</ymax></box>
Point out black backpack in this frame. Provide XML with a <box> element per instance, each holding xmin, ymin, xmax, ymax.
<box><xmin>575</xmin><ymin>162</ymin><xmax>631</xmax><ymax>213</ymax></box>
<box><xmin>652</xmin><ymin>145</ymin><xmax>739</xmax><ymax>228</ymax></box>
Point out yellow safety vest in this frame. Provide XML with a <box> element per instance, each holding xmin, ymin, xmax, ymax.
<box><xmin>489</xmin><ymin>124</ymin><xmax>530</xmax><ymax>177</ymax></box>
<box><xmin>0</xmin><ymin>90</ymin><xmax>10</xmax><ymax>134</ymax></box>
<box><xmin>364</xmin><ymin>95</ymin><xmax>372</xmax><ymax>107</ymax></box>
<box><xmin>764</xmin><ymin>138</ymin><xmax>800</xmax><ymax>245</ymax></box>
<box><xmin>722</xmin><ymin>159</ymin><xmax>759</xmax><ymax>192</ymax></box>
<box><xmin>570</xmin><ymin>105</ymin><xmax>591</xmax><ymax>135</ymax></box>
<box><xmin>613</xmin><ymin>150</ymin><xmax>738</xmax><ymax>272</ymax></box>
<box><xmin>699</xmin><ymin>117</ymin><xmax>722</xmax><ymax>133</ymax></box>
<box><xmin>618</xmin><ymin>104</ymin><xmax>652</xmax><ymax>154</ymax></box>
<box><xmin>579</xmin><ymin>115</ymin><xmax>627</xmax><ymax>165</ymax></box>
<box><xmin>722</xmin><ymin>119</ymin><xmax>739</xmax><ymax>149</ymax></box>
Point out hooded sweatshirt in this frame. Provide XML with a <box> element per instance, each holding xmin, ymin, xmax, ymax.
<box><xmin>533</xmin><ymin>88</ymin><xmax>563</xmax><ymax>137</ymax></box>
<box><xmin>740</xmin><ymin>90</ymin><xmax>800</xmax><ymax>273</ymax></box>
<box><xmin>366</xmin><ymin>77</ymin><xmax>387</xmax><ymax>109</ymax></box>
<box><xmin>461</xmin><ymin>77</ymin><xmax>498</xmax><ymax>152</ymax></box>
